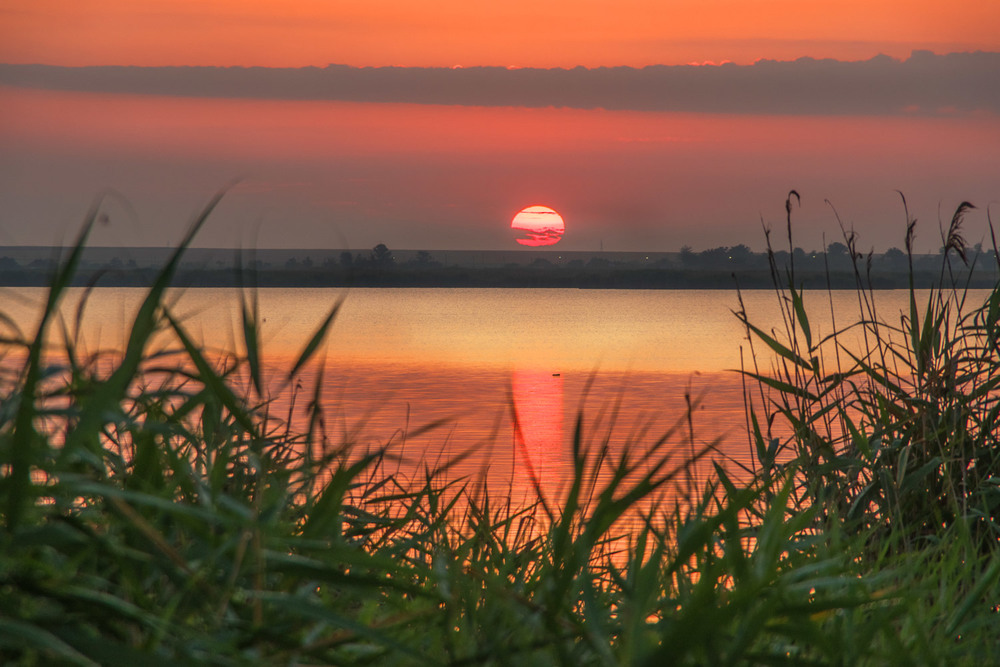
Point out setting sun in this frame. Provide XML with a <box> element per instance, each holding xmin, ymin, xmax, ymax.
<box><xmin>511</xmin><ymin>205</ymin><xmax>565</xmax><ymax>247</ymax></box>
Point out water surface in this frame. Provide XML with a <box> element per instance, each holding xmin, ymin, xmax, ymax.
<box><xmin>3</xmin><ymin>286</ymin><xmax>967</xmax><ymax>503</ymax></box>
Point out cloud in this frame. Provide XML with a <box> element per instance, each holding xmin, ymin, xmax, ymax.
<box><xmin>515</xmin><ymin>228</ymin><xmax>564</xmax><ymax>247</ymax></box>
<box><xmin>1</xmin><ymin>51</ymin><xmax>998</xmax><ymax>116</ymax></box>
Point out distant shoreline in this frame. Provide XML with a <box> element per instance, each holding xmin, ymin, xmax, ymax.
<box><xmin>2</xmin><ymin>245</ymin><xmax>996</xmax><ymax>290</ymax></box>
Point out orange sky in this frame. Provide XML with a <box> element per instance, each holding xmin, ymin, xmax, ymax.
<box><xmin>2</xmin><ymin>0</ymin><xmax>999</xmax><ymax>67</ymax></box>
<box><xmin>1</xmin><ymin>2</ymin><xmax>997</xmax><ymax>252</ymax></box>
<box><xmin>2</xmin><ymin>85</ymin><xmax>996</xmax><ymax>251</ymax></box>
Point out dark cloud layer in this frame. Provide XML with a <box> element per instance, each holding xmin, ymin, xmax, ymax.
<box><xmin>2</xmin><ymin>51</ymin><xmax>998</xmax><ymax>115</ymax></box>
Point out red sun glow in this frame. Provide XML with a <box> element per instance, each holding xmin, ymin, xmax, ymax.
<box><xmin>511</xmin><ymin>205</ymin><xmax>565</xmax><ymax>247</ymax></box>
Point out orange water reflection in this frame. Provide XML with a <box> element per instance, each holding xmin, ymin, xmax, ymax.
<box><xmin>278</xmin><ymin>356</ymin><xmax>752</xmax><ymax>517</ymax></box>
<box><xmin>511</xmin><ymin>369</ymin><xmax>568</xmax><ymax>506</ymax></box>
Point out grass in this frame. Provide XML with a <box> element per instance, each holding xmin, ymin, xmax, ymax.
<box><xmin>738</xmin><ymin>194</ymin><xmax>1000</xmax><ymax>549</ymax></box>
<box><xmin>1</xmin><ymin>191</ymin><xmax>998</xmax><ymax>665</ymax></box>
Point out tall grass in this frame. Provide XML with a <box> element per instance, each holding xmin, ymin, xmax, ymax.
<box><xmin>739</xmin><ymin>195</ymin><xmax>1000</xmax><ymax>543</ymax></box>
<box><xmin>736</xmin><ymin>192</ymin><xmax>1000</xmax><ymax>658</ymax></box>
<box><xmin>0</xmin><ymin>192</ymin><xmax>997</xmax><ymax>664</ymax></box>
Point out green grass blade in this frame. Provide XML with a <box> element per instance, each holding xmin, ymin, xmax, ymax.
<box><xmin>7</xmin><ymin>198</ymin><xmax>101</xmax><ymax>529</ymax></box>
<box><xmin>791</xmin><ymin>285</ymin><xmax>813</xmax><ymax>350</ymax></box>
<box><xmin>289</xmin><ymin>296</ymin><xmax>344</xmax><ymax>380</ymax></box>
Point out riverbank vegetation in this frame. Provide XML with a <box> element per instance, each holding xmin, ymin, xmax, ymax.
<box><xmin>1</xmin><ymin>193</ymin><xmax>998</xmax><ymax>664</ymax></box>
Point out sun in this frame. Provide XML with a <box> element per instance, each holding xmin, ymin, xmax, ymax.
<box><xmin>511</xmin><ymin>206</ymin><xmax>565</xmax><ymax>247</ymax></box>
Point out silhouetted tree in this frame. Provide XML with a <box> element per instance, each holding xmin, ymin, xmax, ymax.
<box><xmin>827</xmin><ymin>242</ymin><xmax>849</xmax><ymax>258</ymax></box>
<box><xmin>793</xmin><ymin>247</ymin><xmax>810</xmax><ymax>265</ymax></box>
<box><xmin>883</xmin><ymin>247</ymin><xmax>907</xmax><ymax>267</ymax></box>
<box><xmin>728</xmin><ymin>244</ymin><xmax>753</xmax><ymax>265</ymax></box>
<box><xmin>699</xmin><ymin>247</ymin><xmax>730</xmax><ymax>267</ymax></box>
<box><xmin>825</xmin><ymin>241</ymin><xmax>852</xmax><ymax>269</ymax></box>
<box><xmin>371</xmin><ymin>244</ymin><xmax>394</xmax><ymax>266</ymax></box>
<box><xmin>679</xmin><ymin>245</ymin><xmax>697</xmax><ymax>267</ymax></box>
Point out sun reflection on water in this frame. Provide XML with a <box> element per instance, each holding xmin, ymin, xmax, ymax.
<box><xmin>511</xmin><ymin>369</ymin><xmax>569</xmax><ymax>506</ymax></box>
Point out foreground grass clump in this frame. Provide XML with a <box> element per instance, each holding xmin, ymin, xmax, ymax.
<box><xmin>0</xmin><ymin>193</ymin><xmax>998</xmax><ymax>665</ymax></box>
<box><xmin>740</xmin><ymin>195</ymin><xmax>1000</xmax><ymax>544</ymax></box>
<box><xmin>737</xmin><ymin>193</ymin><xmax>1000</xmax><ymax>654</ymax></box>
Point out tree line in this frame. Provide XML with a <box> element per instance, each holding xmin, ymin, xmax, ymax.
<box><xmin>1</xmin><ymin>241</ymin><xmax>997</xmax><ymax>289</ymax></box>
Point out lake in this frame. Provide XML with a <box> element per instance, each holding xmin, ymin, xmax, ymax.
<box><xmin>0</xmin><ymin>285</ymin><xmax>958</xmax><ymax>505</ymax></box>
